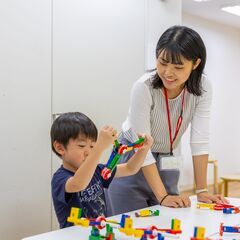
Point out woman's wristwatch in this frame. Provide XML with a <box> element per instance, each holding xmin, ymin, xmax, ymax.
<box><xmin>195</xmin><ymin>188</ymin><xmax>208</xmax><ymax>194</ymax></box>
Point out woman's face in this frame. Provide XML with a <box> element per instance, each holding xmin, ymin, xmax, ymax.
<box><xmin>156</xmin><ymin>50</ymin><xmax>200</xmax><ymax>91</ymax></box>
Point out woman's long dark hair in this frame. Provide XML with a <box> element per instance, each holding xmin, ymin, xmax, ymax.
<box><xmin>152</xmin><ymin>25</ymin><xmax>206</xmax><ymax>96</ymax></box>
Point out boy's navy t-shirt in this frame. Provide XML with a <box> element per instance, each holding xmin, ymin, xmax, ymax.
<box><xmin>51</xmin><ymin>164</ymin><xmax>116</xmax><ymax>228</ymax></box>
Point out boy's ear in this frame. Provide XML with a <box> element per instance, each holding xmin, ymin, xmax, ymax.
<box><xmin>53</xmin><ymin>141</ymin><xmax>65</xmax><ymax>156</ymax></box>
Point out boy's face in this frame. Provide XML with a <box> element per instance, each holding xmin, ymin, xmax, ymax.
<box><xmin>56</xmin><ymin>135</ymin><xmax>96</xmax><ymax>171</ymax></box>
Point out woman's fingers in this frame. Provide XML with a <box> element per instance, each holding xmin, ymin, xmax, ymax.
<box><xmin>197</xmin><ymin>192</ymin><xmax>229</xmax><ymax>204</ymax></box>
<box><xmin>162</xmin><ymin>195</ymin><xmax>191</xmax><ymax>208</ymax></box>
<box><xmin>176</xmin><ymin>195</ymin><xmax>191</xmax><ymax>207</ymax></box>
<box><xmin>197</xmin><ymin>194</ymin><xmax>213</xmax><ymax>203</ymax></box>
<box><xmin>182</xmin><ymin>195</ymin><xmax>191</xmax><ymax>207</ymax></box>
<box><xmin>212</xmin><ymin>194</ymin><xmax>229</xmax><ymax>204</ymax></box>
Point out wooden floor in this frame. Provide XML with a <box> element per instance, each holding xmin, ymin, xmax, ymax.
<box><xmin>180</xmin><ymin>182</ymin><xmax>240</xmax><ymax>198</ymax></box>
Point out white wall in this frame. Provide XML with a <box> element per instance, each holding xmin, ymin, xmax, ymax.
<box><xmin>0</xmin><ymin>1</ymin><xmax>182</xmax><ymax>238</ymax></box>
<box><xmin>52</xmin><ymin>0</ymin><xmax>145</xmax><ymax>129</ymax></box>
<box><xmin>180</xmin><ymin>13</ymin><xmax>240</xmax><ymax>188</ymax></box>
<box><xmin>145</xmin><ymin>0</ymin><xmax>182</xmax><ymax>70</ymax></box>
<box><xmin>0</xmin><ymin>1</ymin><xmax>52</xmax><ymax>240</ymax></box>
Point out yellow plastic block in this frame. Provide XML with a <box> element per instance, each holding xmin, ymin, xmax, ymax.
<box><xmin>172</xmin><ymin>218</ymin><xmax>181</xmax><ymax>230</ymax></box>
<box><xmin>119</xmin><ymin>218</ymin><xmax>134</xmax><ymax>236</ymax></box>
<box><xmin>76</xmin><ymin>218</ymin><xmax>90</xmax><ymax>227</ymax></box>
<box><xmin>197</xmin><ymin>203</ymin><xmax>215</xmax><ymax>210</ymax></box>
<box><xmin>124</xmin><ymin>228</ymin><xmax>134</xmax><ymax>236</ymax></box>
<box><xmin>67</xmin><ymin>207</ymin><xmax>81</xmax><ymax>224</ymax></box>
<box><xmin>133</xmin><ymin>229</ymin><xmax>144</xmax><ymax>237</ymax></box>
<box><xmin>139</xmin><ymin>209</ymin><xmax>151</xmax><ymax>217</ymax></box>
<box><xmin>124</xmin><ymin>146</ymin><xmax>134</xmax><ymax>153</ymax></box>
<box><xmin>124</xmin><ymin>218</ymin><xmax>133</xmax><ymax>229</ymax></box>
<box><xmin>196</xmin><ymin>227</ymin><xmax>205</xmax><ymax>238</ymax></box>
<box><xmin>119</xmin><ymin>227</ymin><xmax>134</xmax><ymax>236</ymax></box>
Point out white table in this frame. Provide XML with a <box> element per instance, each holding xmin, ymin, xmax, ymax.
<box><xmin>23</xmin><ymin>196</ymin><xmax>240</xmax><ymax>240</ymax></box>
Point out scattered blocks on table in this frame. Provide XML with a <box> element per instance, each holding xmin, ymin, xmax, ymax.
<box><xmin>219</xmin><ymin>222</ymin><xmax>240</xmax><ymax>236</ymax></box>
<box><xmin>171</xmin><ymin>218</ymin><xmax>181</xmax><ymax>231</ymax></box>
<box><xmin>135</xmin><ymin>209</ymin><xmax>160</xmax><ymax>217</ymax></box>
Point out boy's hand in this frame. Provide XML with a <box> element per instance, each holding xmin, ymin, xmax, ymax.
<box><xmin>138</xmin><ymin>134</ymin><xmax>153</xmax><ymax>150</ymax></box>
<box><xmin>96</xmin><ymin>125</ymin><xmax>117</xmax><ymax>150</ymax></box>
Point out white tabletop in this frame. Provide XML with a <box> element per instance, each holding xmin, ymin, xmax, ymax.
<box><xmin>23</xmin><ymin>196</ymin><xmax>240</xmax><ymax>240</ymax></box>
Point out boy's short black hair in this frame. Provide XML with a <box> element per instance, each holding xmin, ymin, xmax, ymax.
<box><xmin>51</xmin><ymin>112</ymin><xmax>98</xmax><ymax>157</ymax></box>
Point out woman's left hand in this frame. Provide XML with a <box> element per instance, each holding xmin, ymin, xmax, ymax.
<box><xmin>197</xmin><ymin>192</ymin><xmax>229</xmax><ymax>204</ymax></box>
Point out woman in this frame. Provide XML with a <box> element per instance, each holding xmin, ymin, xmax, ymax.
<box><xmin>107</xmin><ymin>25</ymin><xmax>227</xmax><ymax>215</ymax></box>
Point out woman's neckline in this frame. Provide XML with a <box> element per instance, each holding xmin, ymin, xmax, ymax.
<box><xmin>160</xmin><ymin>86</ymin><xmax>185</xmax><ymax>100</ymax></box>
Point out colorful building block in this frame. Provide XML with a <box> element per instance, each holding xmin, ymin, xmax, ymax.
<box><xmin>193</xmin><ymin>226</ymin><xmax>205</xmax><ymax>239</ymax></box>
<box><xmin>157</xmin><ymin>233</ymin><xmax>165</xmax><ymax>240</ymax></box>
<box><xmin>197</xmin><ymin>202</ymin><xmax>237</xmax><ymax>211</ymax></box>
<box><xmin>171</xmin><ymin>218</ymin><xmax>181</xmax><ymax>231</ymax></box>
<box><xmin>135</xmin><ymin>209</ymin><xmax>160</xmax><ymax>217</ymax></box>
<box><xmin>67</xmin><ymin>207</ymin><xmax>82</xmax><ymax>224</ymax></box>
<box><xmin>89</xmin><ymin>226</ymin><xmax>101</xmax><ymax>240</ymax></box>
<box><xmin>223</xmin><ymin>207</ymin><xmax>240</xmax><ymax>214</ymax></box>
<box><xmin>119</xmin><ymin>217</ymin><xmax>134</xmax><ymax>236</ymax></box>
<box><xmin>196</xmin><ymin>203</ymin><xmax>215</xmax><ymax>210</ymax></box>
<box><xmin>219</xmin><ymin>222</ymin><xmax>240</xmax><ymax>236</ymax></box>
<box><xmin>101</xmin><ymin>137</ymin><xmax>145</xmax><ymax>180</ymax></box>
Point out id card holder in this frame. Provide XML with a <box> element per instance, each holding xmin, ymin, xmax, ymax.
<box><xmin>155</xmin><ymin>154</ymin><xmax>182</xmax><ymax>195</ymax></box>
<box><xmin>160</xmin><ymin>155</ymin><xmax>182</xmax><ymax>170</ymax></box>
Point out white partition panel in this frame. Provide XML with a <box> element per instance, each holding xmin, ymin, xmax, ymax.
<box><xmin>0</xmin><ymin>1</ymin><xmax>52</xmax><ymax>239</ymax></box>
<box><xmin>52</xmin><ymin>0</ymin><xmax>146</xmax><ymax>129</ymax></box>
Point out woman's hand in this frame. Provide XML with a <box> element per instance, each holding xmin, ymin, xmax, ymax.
<box><xmin>160</xmin><ymin>194</ymin><xmax>191</xmax><ymax>208</ymax></box>
<box><xmin>197</xmin><ymin>192</ymin><xmax>229</xmax><ymax>204</ymax></box>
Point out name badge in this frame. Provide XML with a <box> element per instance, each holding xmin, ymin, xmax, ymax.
<box><xmin>160</xmin><ymin>155</ymin><xmax>182</xmax><ymax>170</ymax></box>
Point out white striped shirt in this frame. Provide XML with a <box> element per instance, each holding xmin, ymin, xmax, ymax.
<box><xmin>122</xmin><ymin>72</ymin><xmax>212</xmax><ymax>166</ymax></box>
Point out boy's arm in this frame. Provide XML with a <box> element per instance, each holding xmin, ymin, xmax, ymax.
<box><xmin>65</xmin><ymin>145</ymin><xmax>104</xmax><ymax>192</ymax></box>
<box><xmin>114</xmin><ymin>134</ymin><xmax>153</xmax><ymax>178</ymax></box>
<box><xmin>65</xmin><ymin>126</ymin><xmax>117</xmax><ymax>193</ymax></box>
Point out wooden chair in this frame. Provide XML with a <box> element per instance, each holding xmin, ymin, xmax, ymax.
<box><xmin>193</xmin><ymin>159</ymin><xmax>223</xmax><ymax>194</ymax></box>
<box><xmin>208</xmin><ymin>160</ymin><xmax>220</xmax><ymax>194</ymax></box>
<box><xmin>220</xmin><ymin>174</ymin><xmax>240</xmax><ymax>197</ymax></box>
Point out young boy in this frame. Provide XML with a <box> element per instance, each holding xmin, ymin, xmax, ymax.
<box><xmin>51</xmin><ymin>112</ymin><xmax>153</xmax><ymax>228</ymax></box>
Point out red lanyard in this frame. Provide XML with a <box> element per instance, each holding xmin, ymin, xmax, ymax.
<box><xmin>164</xmin><ymin>87</ymin><xmax>186</xmax><ymax>155</ymax></box>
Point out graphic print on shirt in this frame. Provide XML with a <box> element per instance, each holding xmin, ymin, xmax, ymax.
<box><xmin>77</xmin><ymin>179</ymin><xmax>106</xmax><ymax>217</ymax></box>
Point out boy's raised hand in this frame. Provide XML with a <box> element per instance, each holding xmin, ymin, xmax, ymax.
<box><xmin>96</xmin><ymin>125</ymin><xmax>118</xmax><ymax>150</ymax></box>
<box><xmin>138</xmin><ymin>134</ymin><xmax>153</xmax><ymax>151</ymax></box>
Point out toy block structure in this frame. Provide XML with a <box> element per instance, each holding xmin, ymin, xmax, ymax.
<box><xmin>190</xmin><ymin>226</ymin><xmax>206</xmax><ymax>240</ymax></box>
<box><xmin>88</xmin><ymin>224</ymin><xmax>116</xmax><ymax>240</ymax></box>
<box><xmin>135</xmin><ymin>209</ymin><xmax>160</xmax><ymax>217</ymax></box>
<box><xmin>223</xmin><ymin>206</ymin><xmax>240</xmax><ymax>214</ymax></box>
<box><xmin>156</xmin><ymin>218</ymin><xmax>182</xmax><ymax>234</ymax></box>
<box><xmin>101</xmin><ymin>137</ymin><xmax>145</xmax><ymax>180</ymax></box>
<box><xmin>196</xmin><ymin>202</ymin><xmax>238</xmax><ymax>211</ymax></box>
<box><xmin>219</xmin><ymin>222</ymin><xmax>240</xmax><ymax>236</ymax></box>
<box><xmin>171</xmin><ymin>218</ymin><xmax>181</xmax><ymax>231</ymax></box>
<box><xmin>67</xmin><ymin>207</ymin><xmax>90</xmax><ymax>227</ymax></box>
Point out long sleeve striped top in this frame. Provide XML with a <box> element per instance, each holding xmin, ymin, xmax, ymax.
<box><xmin>122</xmin><ymin>72</ymin><xmax>212</xmax><ymax>166</ymax></box>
